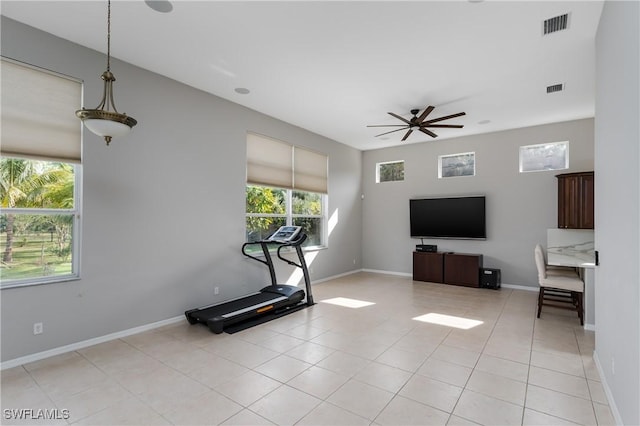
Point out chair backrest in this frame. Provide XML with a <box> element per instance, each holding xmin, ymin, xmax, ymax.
<box><xmin>534</xmin><ymin>244</ymin><xmax>547</xmax><ymax>281</ymax></box>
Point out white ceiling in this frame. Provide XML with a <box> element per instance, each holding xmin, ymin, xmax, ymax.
<box><xmin>1</xmin><ymin>1</ymin><xmax>604</xmax><ymax>151</ymax></box>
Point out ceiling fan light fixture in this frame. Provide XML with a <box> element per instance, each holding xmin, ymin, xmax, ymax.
<box><xmin>76</xmin><ymin>0</ymin><xmax>137</xmax><ymax>146</ymax></box>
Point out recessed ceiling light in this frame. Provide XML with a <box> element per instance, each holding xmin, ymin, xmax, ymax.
<box><xmin>234</xmin><ymin>88</ymin><xmax>250</xmax><ymax>95</ymax></box>
<box><xmin>144</xmin><ymin>1</ymin><xmax>173</xmax><ymax>13</ymax></box>
<box><xmin>478</xmin><ymin>120</ymin><xmax>491</xmax><ymax>125</ymax></box>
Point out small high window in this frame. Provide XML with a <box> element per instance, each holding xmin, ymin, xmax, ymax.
<box><xmin>376</xmin><ymin>160</ymin><xmax>404</xmax><ymax>183</ymax></box>
<box><xmin>520</xmin><ymin>141</ymin><xmax>569</xmax><ymax>172</ymax></box>
<box><xmin>438</xmin><ymin>152</ymin><xmax>475</xmax><ymax>178</ymax></box>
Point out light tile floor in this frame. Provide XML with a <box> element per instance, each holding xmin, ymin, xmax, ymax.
<box><xmin>1</xmin><ymin>272</ymin><xmax>616</xmax><ymax>425</ymax></box>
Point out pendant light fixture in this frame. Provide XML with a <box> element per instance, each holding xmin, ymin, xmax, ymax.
<box><xmin>76</xmin><ymin>0</ymin><xmax>137</xmax><ymax>146</ymax></box>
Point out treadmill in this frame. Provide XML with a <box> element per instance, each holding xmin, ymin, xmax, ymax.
<box><xmin>185</xmin><ymin>226</ymin><xmax>315</xmax><ymax>334</ymax></box>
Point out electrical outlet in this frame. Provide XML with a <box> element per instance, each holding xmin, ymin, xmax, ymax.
<box><xmin>33</xmin><ymin>322</ymin><xmax>43</xmax><ymax>335</ymax></box>
<box><xmin>214</xmin><ymin>287</ymin><xmax>219</xmax><ymax>295</ymax></box>
<box><xmin>353</xmin><ymin>258</ymin><xmax>356</xmax><ymax>265</ymax></box>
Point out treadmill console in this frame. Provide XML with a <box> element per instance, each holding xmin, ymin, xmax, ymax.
<box><xmin>268</xmin><ymin>226</ymin><xmax>302</xmax><ymax>242</ymax></box>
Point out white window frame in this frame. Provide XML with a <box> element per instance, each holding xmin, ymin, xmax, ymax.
<box><xmin>246</xmin><ymin>185</ymin><xmax>328</xmax><ymax>250</ymax></box>
<box><xmin>519</xmin><ymin>141</ymin><xmax>569</xmax><ymax>173</ymax></box>
<box><xmin>0</xmin><ymin>159</ymin><xmax>82</xmax><ymax>289</ymax></box>
<box><xmin>376</xmin><ymin>160</ymin><xmax>405</xmax><ymax>183</ymax></box>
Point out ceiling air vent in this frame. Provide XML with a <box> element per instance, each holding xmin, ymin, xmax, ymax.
<box><xmin>547</xmin><ymin>83</ymin><xmax>564</xmax><ymax>94</ymax></box>
<box><xmin>543</xmin><ymin>13</ymin><xmax>569</xmax><ymax>35</ymax></box>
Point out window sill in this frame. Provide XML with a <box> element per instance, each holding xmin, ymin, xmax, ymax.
<box><xmin>1</xmin><ymin>275</ymin><xmax>80</xmax><ymax>290</ymax></box>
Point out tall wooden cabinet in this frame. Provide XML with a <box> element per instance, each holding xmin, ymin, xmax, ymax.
<box><xmin>556</xmin><ymin>171</ymin><xmax>594</xmax><ymax>229</ymax></box>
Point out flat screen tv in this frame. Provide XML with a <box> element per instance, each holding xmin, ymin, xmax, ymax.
<box><xmin>410</xmin><ymin>196</ymin><xmax>486</xmax><ymax>240</ymax></box>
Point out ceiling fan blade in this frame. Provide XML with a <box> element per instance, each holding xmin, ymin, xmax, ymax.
<box><xmin>388</xmin><ymin>112</ymin><xmax>413</xmax><ymax>125</ymax></box>
<box><xmin>374</xmin><ymin>127</ymin><xmax>409</xmax><ymax>137</ymax></box>
<box><xmin>423</xmin><ymin>112</ymin><xmax>466</xmax><ymax>124</ymax></box>
<box><xmin>419</xmin><ymin>128</ymin><xmax>438</xmax><ymax>138</ymax></box>
<box><xmin>367</xmin><ymin>124</ymin><xmax>407</xmax><ymax>128</ymax></box>
<box><xmin>401</xmin><ymin>129</ymin><xmax>413</xmax><ymax>141</ymax></box>
<box><xmin>422</xmin><ymin>124</ymin><xmax>464</xmax><ymax>128</ymax></box>
<box><xmin>417</xmin><ymin>106</ymin><xmax>435</xmax><ymax>123</ymax></box>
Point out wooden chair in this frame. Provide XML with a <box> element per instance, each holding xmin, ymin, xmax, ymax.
<box><xmin>534</xmin><ymin>244</ymin><xmax>584</xmax><ymax>325</ymax></box>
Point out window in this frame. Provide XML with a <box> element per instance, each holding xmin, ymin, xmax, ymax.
<box><xmin>246</xmin><ymin>133</ymin><xmax>327</xmax><ymax>249</ymax></box>
<box><xmin>520</xmin><ymin>141</ymin><xmax>569</xmax><ymax>172</ymax></box>
<box><xmin>439</xmin><ymin>152</ymin><xmax>475</xmax><ymax>178</ymax></box>
<box><xmin>0</xmin><ymin>158</ymin><xmax>81</xmax><ymax>287</ymax></box>
<box><xmin>376</xmin><ymin>160</ymin><xmax>404</xmax><ymax>183</ymax></box>
<box><xmin>246</xmin><ymin>186</ymin><xmax>325</xmax><ymax>247</ymax></box>
<box><xmin>1</xmin><ymin>58</ymin><xmax>82</xmax><ymax>288</ymax></box>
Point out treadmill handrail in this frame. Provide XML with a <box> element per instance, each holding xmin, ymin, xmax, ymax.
<box><xmin>241</xmin><ymin>233</ymin><xmax>313</xmax><ymax>306</ymax></box>
<box><xmin>242</xmin><ymin>233</ymin><xmax>308</xmax><ymax>262</ymax></box>
<box><xmin>241</xmin><ymin>233</ymin><xmax>308</xmax><ymax>286</ymax></box>
<box><xmin>277</xmin><ymin>244</ymin><xmax>301</xmax><ymax>268</ymax></box>
<box><xmin>241</xmin><ymin>242</ymin><xmax>271</xmax><ymax>267</ymax></box>
<box><xmin>275</xmin><ymin>235</ymin><xmax>313</xmax><ymax>306</ymax></box>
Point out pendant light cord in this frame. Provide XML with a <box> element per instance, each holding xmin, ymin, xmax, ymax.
<box><xmin>106</xmin><ymin>0</ymin><xmax>111</xmax><ymax>72</ymax></box>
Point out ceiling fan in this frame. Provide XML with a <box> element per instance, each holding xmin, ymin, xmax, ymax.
<box><xmin>368</xmin><ymin>106</ymin><xmax>466</xmax><ymax>141</ymax></box>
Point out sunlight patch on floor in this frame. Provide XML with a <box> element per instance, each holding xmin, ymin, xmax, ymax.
<box><xmin>413</xmin><ymin>313</ymin><xmax>483</xmax><ymax>329</ymax></box>
<box><xmin>320</xmin><ymin>297</ymin><xmax>376</xmax><ymax>308</ymax></box>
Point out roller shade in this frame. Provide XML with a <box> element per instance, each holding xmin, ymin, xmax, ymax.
<box><xmin>247</xmin><ymin>133</ymin><xmax>327</xmax><ymax>193</ymax></box>
<box><xmin>247</xmin><ymin>133</ymin><xmax>293</xmax><ymax>189</ymax></box>
<box><xmin>294</xmin><ymin>146</ymin><xmax>328</xmax><ymax>193</ymax></box>
<box><xmin>1</xmin><ymin>58</ymin><xmax>82</xmax><ymax>163</ymax></box>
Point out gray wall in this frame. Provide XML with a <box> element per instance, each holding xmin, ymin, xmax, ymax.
<box><xmin>0</xmin><ymin>17</ymin><xmax>363</xmax><ymax>362</ymax></box>
<box><xmin>594</xmin><ymin>1</ymin><xmax>640</xmax><ymax>424</ymax></box>
<box><xmin>362</xmin><ymin>119</ymin><xmax>594</xmax><ymax>287</ymax></box>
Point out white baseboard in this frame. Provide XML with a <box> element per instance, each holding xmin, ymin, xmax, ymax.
<box><xmin>311</xmin><ymin>268</ymin><xmax>363</xmax><ymax>284</ymax></box>
<box><xmin>1</xmin><ymin>315</ymin><xmax>184</xmax><ymax>371</ymax></box>
<box><xmin>362</xmin><ymin>268</ymin><xmax>412</xmax><ymax>277</ymax></box>
<box><xmin>500</xmin><ymin>283</ymin><xmax>537</xmax><ymax>291</ymax></box>
<box><xmin>593</xmin><ymin>350</ymin><xmax>623</xmax><ymax>425</ymax></box>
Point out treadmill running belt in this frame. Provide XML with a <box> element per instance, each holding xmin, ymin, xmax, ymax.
<box><xmin>224</xmin><ymin>303</ymin><xmax>307</xmax><ymax>334</ymax></box>
<box><xmin>191</xmin><ymin>292</ymin><xmax>282</xmax><ymax>320</ymax></box>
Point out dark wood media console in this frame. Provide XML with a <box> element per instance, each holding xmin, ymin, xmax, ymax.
<box><xmin>413</xmin><ymin>251</ymin><xmax>483</xmax><ymax>287</ymax></box>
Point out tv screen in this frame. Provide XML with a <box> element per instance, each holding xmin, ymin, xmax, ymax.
<box><xmin>410</xmin><ymin>196</ymin><xmax>486</xmax><ymax>240</ymax></box>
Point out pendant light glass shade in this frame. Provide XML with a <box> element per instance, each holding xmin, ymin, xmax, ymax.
<box><xmin>76</xmin><ymin>1</ymin><xmax>137</xmax><ymax>145</ymax></box>
<box><xmin>81</xmin><ymin>116</ymin><xmax>135</xmax><ymax>140</ymax></box>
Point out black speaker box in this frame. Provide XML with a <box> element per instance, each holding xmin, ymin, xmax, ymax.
<box><xmin>416</xmin><ymin>244</ymin><xmax>437</xmax><ymax>252</ymax></box>
<box><xmin>480</xmin><ymin>268</ymin><xmax>501</xmax><ymax>289</ymax></box>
